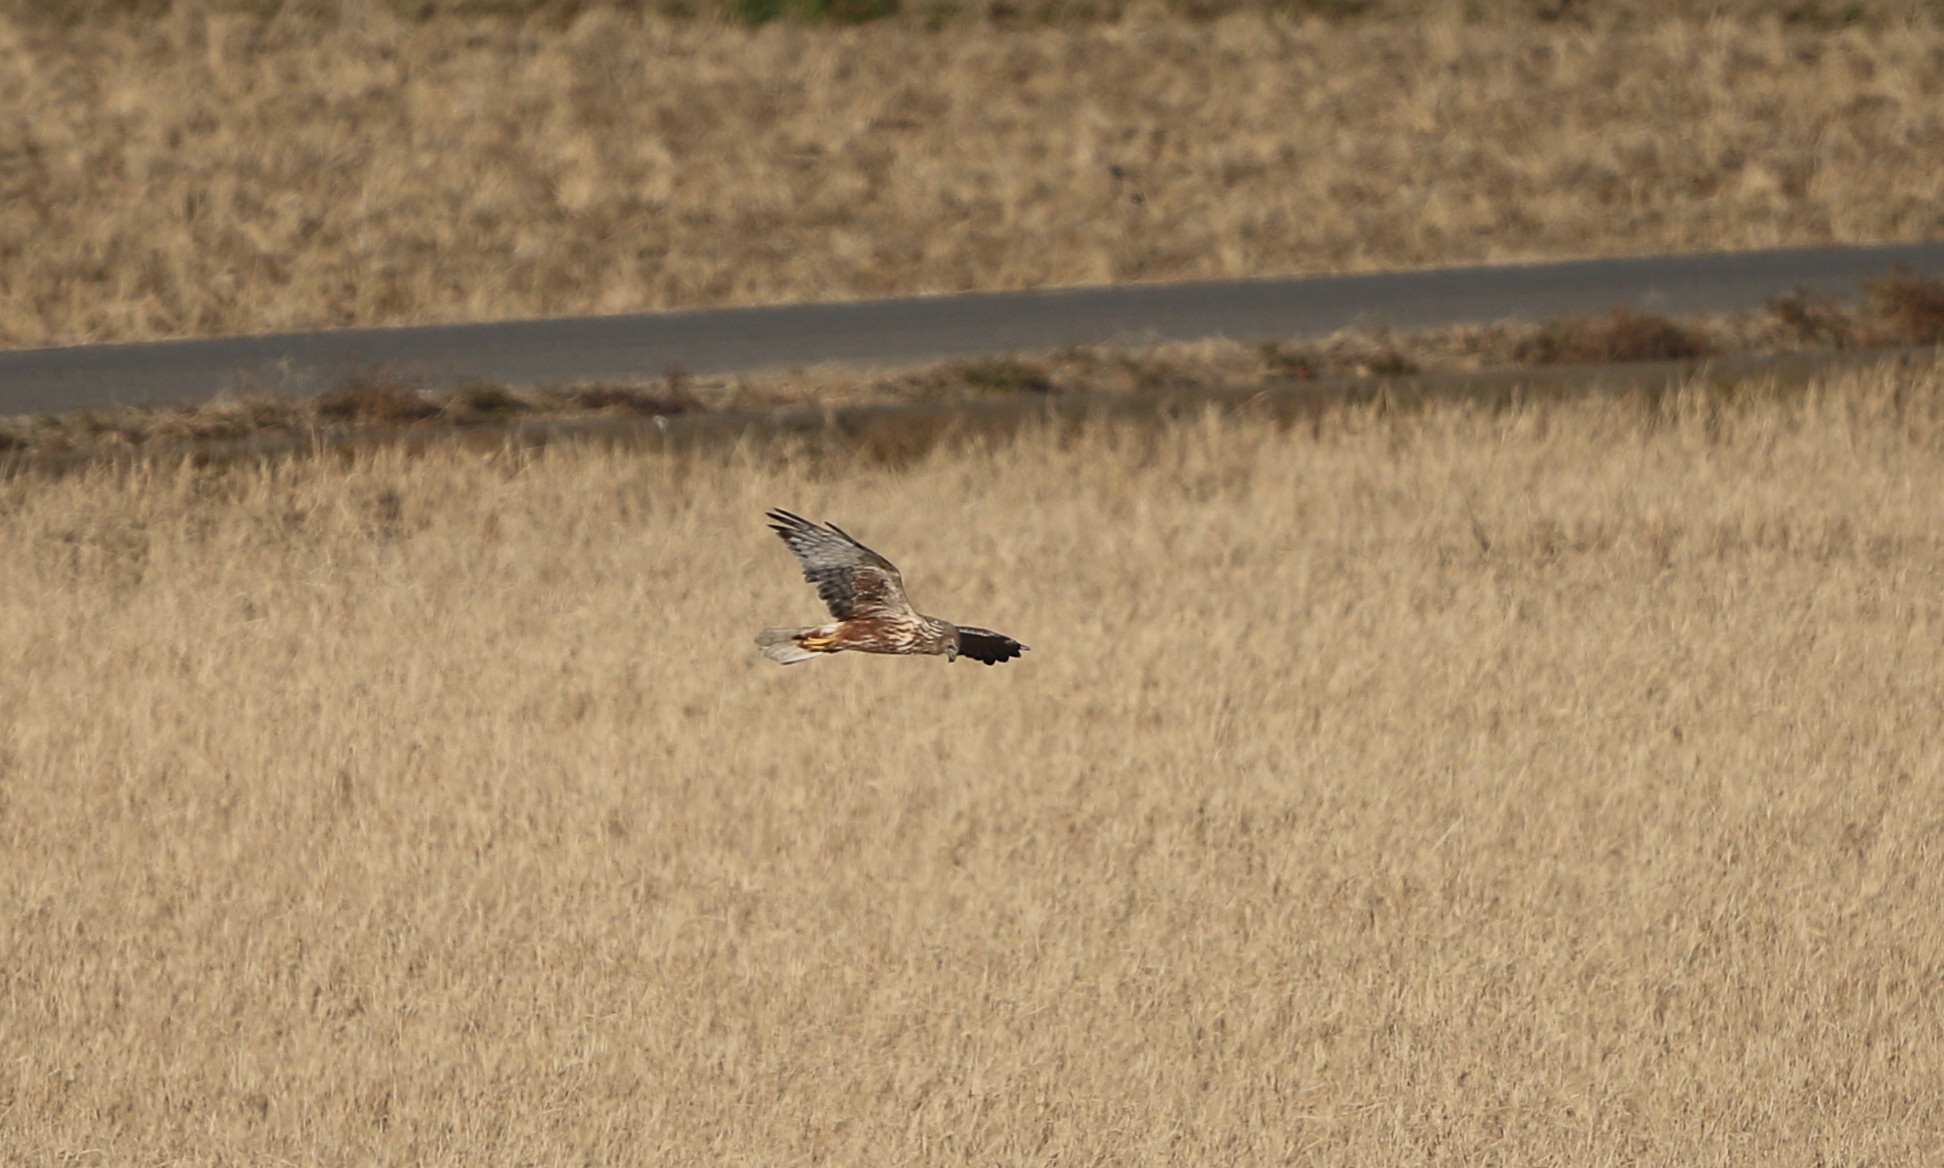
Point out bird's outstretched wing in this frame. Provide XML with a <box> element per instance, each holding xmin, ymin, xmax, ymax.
<box><xmin>766</xmin><ymin>509</ymin><xmax>913</xmax><ymax>620</ymax></box>
<box><xmin>956</xmin><ymin>626</ymin><xmax>1028</xmax><ymax>665</ymax></box>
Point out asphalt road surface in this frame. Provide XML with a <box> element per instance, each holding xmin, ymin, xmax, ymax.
<box><xmin>5</xmin><ymin>241</ymin><xmax>1942</xmax><ymax>416</ymax></box>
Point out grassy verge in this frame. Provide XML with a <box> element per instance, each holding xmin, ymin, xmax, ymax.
<box><xmin>7</xmin><ymin>272</ymin><xmax>1942</xmax><ymax>459</ymax></box>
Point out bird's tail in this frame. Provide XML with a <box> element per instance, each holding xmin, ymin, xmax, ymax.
<box><xmin>756</xmin><ymin>627</ymin><xmax>822</xmax><ymax>665</ymax></box>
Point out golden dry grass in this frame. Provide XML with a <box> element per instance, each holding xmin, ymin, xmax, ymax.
<box><xmin>4</xmin><ymin>369</ymin><xmax>1944</xmax><ymax>1163</ymax></box>
<box><xmin>4</xmin><ymin>8</ymin><xmax>1944</xmax><ymax>348</ymax></box>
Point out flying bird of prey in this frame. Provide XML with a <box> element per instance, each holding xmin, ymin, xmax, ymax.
<box><xmin>756</xmin><ymin>509</ymin><xmax>1027</xmax><ymax>666</ymax></box>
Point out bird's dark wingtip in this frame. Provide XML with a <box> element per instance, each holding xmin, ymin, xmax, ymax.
<box><xmin>767</xmin><ymin>508</ymin><xmax>819</xmax><ymax>541</ymax></box>
<box><xmin>957</xmin><ymin>627</ymin><xmax>1028</xmax><ymax>665</ymax></box>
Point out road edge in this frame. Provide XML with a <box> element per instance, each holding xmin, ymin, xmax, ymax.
<box><xmin>5</xmin><ymin>344</ymin><xmax>1937</xmax><ymax>479</ymax></box>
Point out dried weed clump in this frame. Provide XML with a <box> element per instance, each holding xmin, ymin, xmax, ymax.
<box><xmin>1768</xmin><ymin>268</ymin><xmax>1944</xmax><ymax>349</ymax></box>
<box><xmin>2</xmin><ymin>10</ymin><xmax>1943</xmax><ymax>348</ymax></box>
<box><xmin>1866</xmin><ymin>266</ymin><xmax>1944</xmax><ymax>344</ymax></box>
<box><xmin>557</xmin><ymin>380</ymin><xmax>705</xmax><ymax>414</ymax></box>
<box><xmin>314</xmin><ymin>372</ymin><xmax>444</xmax><ymax>425</ymax></box>
<box><xmin>1512</xmin><ymin>307</ymin><xmax>1716</xmax><ymax>366</ymax></box>
<box><xmin>3</xmin><ymin>367</ymin><xmax>1944</xmax><ymax>1163</ymax></box>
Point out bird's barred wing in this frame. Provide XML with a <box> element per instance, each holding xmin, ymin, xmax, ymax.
<box><xmin>766</xmin><ymin>509</ymin><xmax>913</xmax><ymax>620</ymax></box>
<box><xmin>955</xmin><ymin>626</ymin><xmax>1028</xmax><ymax>665</ymax></box>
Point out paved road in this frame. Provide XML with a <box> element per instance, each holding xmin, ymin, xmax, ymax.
<box><xmin>5</xmin><ymin>241</ymin><xmax>1942</xmax><ymax>416</ymax></box>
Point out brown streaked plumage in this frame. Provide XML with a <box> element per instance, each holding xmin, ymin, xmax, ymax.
<box><xmin>756</xmin><ymin>509</ymin><xmax>1028</xmax><ymax>666</ymax></box>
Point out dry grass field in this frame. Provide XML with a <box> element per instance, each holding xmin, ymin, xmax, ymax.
<box><xmin>4</xmin><ymin>366</ymin><xmax>1943</xmax><ymax>1163</ymax></box>
<box><xmin>5</xmin><ymin>7</ymin><xmax>1944</xmax><ymax>348</ymax></box>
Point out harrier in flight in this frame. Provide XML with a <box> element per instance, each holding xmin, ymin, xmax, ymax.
<box><xmin>756</xmin><ymin>509</ymin><xmax>1028</xmax><ymax>666</ymax></box>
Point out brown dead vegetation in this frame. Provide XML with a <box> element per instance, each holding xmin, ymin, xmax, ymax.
<box><xmin>314</xmin><ymin>372</ymin><xmax>447</xmax><ymax>425</ymax></box>
<box><xmin>1865</xmin><ymin>265</ymin><xmax>1944</xmax><ymax>344</ymax></box>
<box><xmin>1511</xmin><ymin>307</ymin><xmax>1715</xmax><ymax>366</ymax></box>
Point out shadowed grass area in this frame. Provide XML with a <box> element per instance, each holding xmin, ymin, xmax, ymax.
<box><xmin>314</xmin><ymin>371</ymin><xmax>445</xmax><ymax>425</ymax></box>
<box><xmin>1867</xmin><ymin>266</ymin><xmax>1944</xmax><ymax>344</ymax></box>
<box><xmin>1512</xmin><ymin>307</ymin><xmax>1715</xmax><ymax>366</ymax></box>
<box><xmin>949</xmin><ymin>357</ymin><xmax>1057</xmax><ymax>395</ymax></box>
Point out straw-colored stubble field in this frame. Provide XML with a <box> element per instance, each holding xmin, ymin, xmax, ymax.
<box><xmin>3</xmin><ymin>367</ymin><xmax>1942</xmax><ymax>1163</ymax></box>
<box><xmin>5</xmin><ymin>9</ymin><xmax>1944</xmax><ymax>348</ymax></box>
